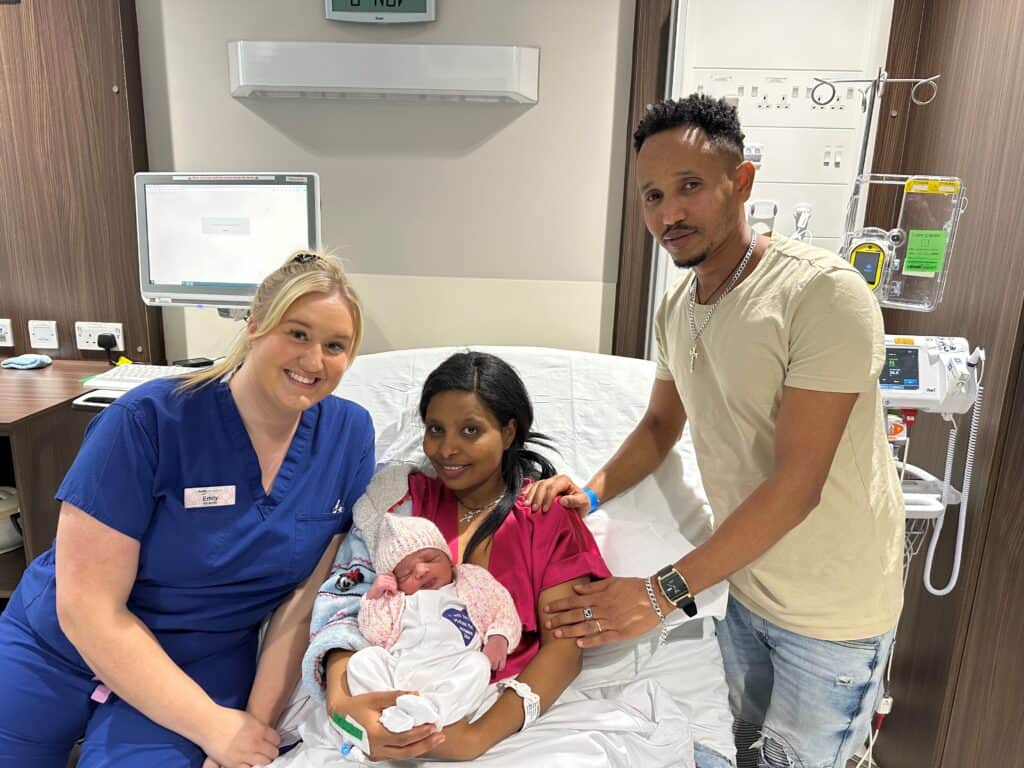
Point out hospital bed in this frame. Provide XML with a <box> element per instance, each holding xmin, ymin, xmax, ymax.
<box><xmin>273</xmin><ymin>346</ymin><xmax>736</xmax><ymax>768</ymax></box>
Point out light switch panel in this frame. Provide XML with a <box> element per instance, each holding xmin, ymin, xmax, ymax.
<box><xmin>28</xmin><ymin>320</ymin><xmax>59</xmax><ymax>349</ymax></box>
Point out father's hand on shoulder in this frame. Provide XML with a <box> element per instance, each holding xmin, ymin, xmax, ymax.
<box><xmin>524</xmin><ymin>475</ymin><xmax>588</xmax><ymax>517</ymax></box>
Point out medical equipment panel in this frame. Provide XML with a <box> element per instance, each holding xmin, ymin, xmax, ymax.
<box><xmin>841</xmin><ymin>174</ymin><xmax>966</xmax><ymax>312</ymax></box>
<box><xmin>846</xmin><ymin>228</ymin><xmax>892</xmax><ymax>291</ymax></box>
<box><xmin>885</xmin><ymin>177</ymin><xmax>965</xmax><ymax>311</ymax></box>
<box><xmin>880</xmin><ymin>335</ymin><xmax>975</xmax><ymax>414</ymax></box>
<box><xmin>881</xmin><ymin>334</ymin><xmax>984</xmax><ymax>600</ymax></box>
<box><xmin>880</xmin><ymin>346</ymin><xmax>919</xmax><ymax>390</ymax></box>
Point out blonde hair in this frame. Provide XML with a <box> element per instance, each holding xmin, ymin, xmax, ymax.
<box><xmin>177</xmin><ymin>249</ymin><xmax>363</xmax><ymax>391</ymax></box>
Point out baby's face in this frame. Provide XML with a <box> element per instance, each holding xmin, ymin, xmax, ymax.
<box><xmin>393</xmin><ymin>548</ymin><xmax>454</xmax><ymax>595</ymax></box>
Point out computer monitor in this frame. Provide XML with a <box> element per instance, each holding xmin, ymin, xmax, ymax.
<box><xmin>134</xmin><ymin>172</ymin><xmax>320</xmax><ymax>309</ymax></box>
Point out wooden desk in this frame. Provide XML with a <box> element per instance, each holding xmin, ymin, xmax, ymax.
<box><xmin>0</xmin><ymin>360</ymin><xmax>109</xmax><ymax>596</ymax></box>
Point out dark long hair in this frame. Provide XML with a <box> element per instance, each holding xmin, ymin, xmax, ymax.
<box><xmin>419</xmin><ymin>351</ymin><xmax>556</xmax><ymax>560</ymax></box>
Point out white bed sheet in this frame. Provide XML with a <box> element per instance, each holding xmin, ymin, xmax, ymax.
<box><xmin>273</xmin><ymin>346</ymin><xmax>735</xmax><ymax>766</ymax></box>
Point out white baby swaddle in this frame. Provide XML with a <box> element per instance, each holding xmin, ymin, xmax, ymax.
<box><xmin>347</xmin><ymin>583</ymin><xmax>492</xmax><ymax>733</ymax></box>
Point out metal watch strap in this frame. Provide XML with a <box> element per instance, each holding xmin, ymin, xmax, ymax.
<box><xmin>655</xmin><ymin>564</ymin><xmax>699</xmax><ymax>618</ymax></box>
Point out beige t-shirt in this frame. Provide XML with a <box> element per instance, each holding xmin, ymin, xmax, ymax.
<box><xmin>654</xmin><ymin>234</ymin><xmax>903</xmax><ymax>640</ymax></box>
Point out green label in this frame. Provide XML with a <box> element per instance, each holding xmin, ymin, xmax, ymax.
<box><xmin>903</xmin><ymin>229</ymin><xmax>948</xmax><ymax>276</ymax></box>
<box><xmin>332</xmin><ymin>712</ymin><xmax>364</xmax><ymax>740</ymax></box>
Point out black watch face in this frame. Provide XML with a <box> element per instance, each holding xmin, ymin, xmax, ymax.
<box><xmin>660</xmin><ymin>571</ymin><xmax>690</xmax><ymax>603</ymax></box>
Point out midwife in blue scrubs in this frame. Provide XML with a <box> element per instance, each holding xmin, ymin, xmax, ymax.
<box><xmin>0</xmin><ymin>252</ymin><xmax>376</xmax><ymax>767</ymax></box>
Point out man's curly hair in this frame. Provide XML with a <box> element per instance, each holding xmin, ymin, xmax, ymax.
<box><xmin>633</xmin><ymin>94</ymin><xmax>745</xmax><ymax>158</ymax></box>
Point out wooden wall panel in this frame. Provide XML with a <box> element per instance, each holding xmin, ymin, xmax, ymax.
<box><xmin>0</xmin><ymin>0</ymin><xmax>163</xmax><ymax>362</ymax></box>
<box><xmin>943</xmin><ymin>331</ymin><xmax>1024</xmax><ymax>765</ymax></box>
<box><xmin>874</xmin><ymin>0</ymin><xmax>1024</xmax><ymax>766</ymax></box>
<box><xmin>865</xmin><ymin>0</ymin><xmax>926</xmax><ymax>225</ymax></box>
<box><xmin>612</xmin><ymin>0</ymin><xmax>674</xmax><ymax>359</ymax></box>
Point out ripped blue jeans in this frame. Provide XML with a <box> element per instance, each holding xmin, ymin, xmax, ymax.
<box><xmin>717</xmin><ymin>597</ymin><xmax>894</xmax><ymax>768</ymax></box>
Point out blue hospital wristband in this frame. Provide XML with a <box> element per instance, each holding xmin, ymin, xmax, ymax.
<box><xmin>582</xmin><ymin>487</ymin><xmax>600</xmax><ymax>515</ymax></box>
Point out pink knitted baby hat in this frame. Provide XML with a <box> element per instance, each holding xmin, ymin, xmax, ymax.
<box><xmin>374</xmin><ymin>514</ymin><xmax>451</xmax><ymax>575</ymax></box>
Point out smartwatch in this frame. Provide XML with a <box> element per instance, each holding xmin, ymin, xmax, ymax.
<box><xmin>655</xmin><ymin>564</ymin><xmax>699</xmax><ymax>618</ymax></box>
<box><xmin>498</xmin><ymin>678</ymin><xmax>541</xmax><ymax>729</ymax></box>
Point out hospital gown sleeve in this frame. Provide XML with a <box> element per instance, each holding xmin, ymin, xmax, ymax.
<box><xmin>457</xmin><ymin>563</ymin><xmax>523</xmax><ymax>651</ymax></box>
<box><xmin>56</xmin><ymin>401</ymin><xmax>158</xmax><ymax>541</ymax></box>
<box><xmin>533</xmin><ymin>500</ymin><xmax>612</xmax><ymax>594</ymax></box>
<box><xmin>785</xmin><ymin>267</ymin><xmax>885</xmax><ymax>393</ymax></box>
<box><xmin>301</xmin><ymin>524</ymin><xmax>375</xmax><ymax>699</ymax></box>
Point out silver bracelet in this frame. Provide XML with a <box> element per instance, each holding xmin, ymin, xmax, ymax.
<box><xmin>644</xmin><ymin>576</ymin><xmax>665</xmax><ymax>622</ymax></box>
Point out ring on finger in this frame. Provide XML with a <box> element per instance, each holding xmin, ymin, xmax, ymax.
<box><xmin>582</xmin><ymin>606</ymin><xmax>594</xmax><ymax>621</ymax></box>
<box><xmin>595</xmin><ymin>620</ymin><xmax>603</xmax><ymax>633</ymax></box>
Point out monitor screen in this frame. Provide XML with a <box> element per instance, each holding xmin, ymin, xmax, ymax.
<box><xmin>879</xmin><ymin>346</ymin><xmax>920</xmax><ymax>390</ymax></box>
<box><xmin>135</xmin><ymin>173</ymin><xmax>319</xmax><ymax>308</ymax></box>
<box><xmin>851</xmin><ymin>247</ymin><xmax>882</xmax><ymax>285</ymax></box>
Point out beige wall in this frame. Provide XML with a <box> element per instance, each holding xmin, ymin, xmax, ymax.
<box><xmin>136</xmin><ymin>0</ymin><xmax>635</xmax><ymax>359</ymax></box>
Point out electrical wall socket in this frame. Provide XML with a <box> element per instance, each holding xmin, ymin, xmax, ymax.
<box><xmin>75</xmin><ymin>321</ymin><xmax>124</xmax><ymax>351</ymax></box>
<box><xmin>0</xmin><ymin>318</ymin><xmax>13</xmax><ymax>347</ymax></box>
<box><xmin>28</xmin><ymin>320</ymin><xmax>59</xmax><ymax>349</ymax></box>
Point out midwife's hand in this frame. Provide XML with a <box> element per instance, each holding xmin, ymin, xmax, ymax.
<box><xmin>522</xmin><ymin>474</ymin><xmax>589</xmax><ymax>516</ymax></box>
<box><xmin>366</xmin><ymin>572</ymin><xmax>398</xmax><ymax>599</ymax></box>
<box><xmin>482</xmin><ymin>635</ymin><xmax>509</xmax><ymax>672</ymax></box>
<box><xmin>197</xmin><ymin>706</ymin><xmax>280</xmax><ymax>768</ymax></box>
<box><xmin>328</xmin><ymin>690</ymin><xmax>444</xmax><ymax>761</ymax></box>
<box><xmin>544</xmin><ymin>577</ymin><xmax>668</xmax><ymax>649</ymax></box>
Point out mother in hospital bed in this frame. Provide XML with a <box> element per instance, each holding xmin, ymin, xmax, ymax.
<box><xmin>299</xmin><ymin>351</ymin><xmax>612</xmax><ymax>761</ymax></box>
<box><xmin>0</xmin><ymin>252</ymin><xmax>373</xmax><ymax>768</ymax></box>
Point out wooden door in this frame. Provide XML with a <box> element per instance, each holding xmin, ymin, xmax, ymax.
<box><xmin>939</xmin><ymin>330</ymin><xmax>1024</xmax><ymax>766</ymax></box>
<box><xmin>0</xmin><ymin>0</ymin><xmax>162</xmax><ymax>361</ymax></box>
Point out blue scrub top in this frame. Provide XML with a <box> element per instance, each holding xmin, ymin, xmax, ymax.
<box><xmin>14</xmin><ymin>377</ymin><xmax>375</xmax><ymax>672</ymax></box>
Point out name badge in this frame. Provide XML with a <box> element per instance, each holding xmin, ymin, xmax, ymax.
<box><xmin>184</xmin><ymin>485</ymin><xmax>236</xmax><ymax>508</ymax></box>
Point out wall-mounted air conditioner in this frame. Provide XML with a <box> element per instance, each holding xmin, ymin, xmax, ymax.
<box><xmin>228</xmin><ymin>41</ymin><xmax>540</xmax><ymax>104</ymax></box>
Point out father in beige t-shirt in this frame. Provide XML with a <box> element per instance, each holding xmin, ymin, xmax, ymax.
<box><xmin>531</xmin><ymin>95</ymin><xmax>902</xmax><ymax>768</ymax></box>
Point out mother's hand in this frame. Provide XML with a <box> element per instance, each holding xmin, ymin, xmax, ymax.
<box><xmin>543</xmin><ymin>577</ymin><xmax>665</xmax><ymax>648</ymax></box>
<box><xmin>328</xmin><ymin>690</ymin><xmax>444</xmax><ymax>761</ymax></box>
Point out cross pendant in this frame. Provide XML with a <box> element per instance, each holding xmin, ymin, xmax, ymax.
<box><xmin>689</xmin><ymin>345</ymin><xmax>698</xmax><ymax>372</ymax></box>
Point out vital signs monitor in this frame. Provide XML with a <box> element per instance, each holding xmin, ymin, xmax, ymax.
<box><xmin>134</xmin><ymin>172</ymin><xmax>320</xmax><ymax>309</ymax></box>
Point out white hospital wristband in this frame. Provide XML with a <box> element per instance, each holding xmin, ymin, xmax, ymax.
<box><xmin>497</xmin><ymin>678</ymin><xmax>540</xmax><ymax>730</ymax></box>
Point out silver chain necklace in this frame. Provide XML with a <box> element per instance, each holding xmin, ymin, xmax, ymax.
<box><xmin>458</xmin><ymin>491</ymin><xmax>506</xmax><ymax>524</ymax></box>
<box><xmin>687</xmin><ymin>231</ymin><xmax>758</xmax><ymax>372</ymax></box>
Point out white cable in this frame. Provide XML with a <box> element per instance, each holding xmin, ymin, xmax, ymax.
<box><xmin>939</xmin><ymin>418</ymin><xmax>957</xmax><ymax>506</ymax></box>
<box><xmin>899</xmin><ymin>428</ymin><xmax>910</xmax><ymax>484</ymax></box>
<box><xmin>924</xmin><ymin>380</ymin><xmax>984</xmax><ymax>596</ymax></box>
<box><xmin>886</xmin><ymin>605</ymin><xmax>900</xmax><ymax>683</ymax></box>
<box><xmin>854</xmin><ymin>727</ymin><xmax>880</xmax><ymax>768</ymax></box>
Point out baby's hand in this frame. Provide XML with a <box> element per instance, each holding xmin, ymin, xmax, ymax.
<box><xmin>367</xmin><ymin>573</ymin><xmax>398</xmax><ymax>599</ymax></box>
<box><xmin>482</xmin><ymin>635</ymin><xmax>509</xmax><ymax>672</ymax></box>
